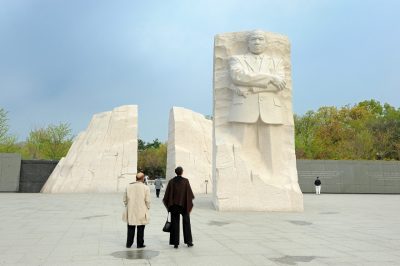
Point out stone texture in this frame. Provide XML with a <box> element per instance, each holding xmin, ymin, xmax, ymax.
<box><xmin>41</xmin><ymin>105</ymin><xmax>138</xmax><ymax>193</ymax></box>
<box><xmin>19</xmin><ymin>160</ymin><xmax>58</xmax><ymax>192</ymax></box>
<box><xmin>213</xmin><ymin>30</ymin><xmax>303</xmax><ymax>211</ymax></box>
<box><xmin>1</xmin><ymin>193</ymin><xmax>400</xmax><ymax>265</ymax></box>
<box><xmin>166</xmin><ymin>107</ymin><xmax>212</xmax><ymax>194</ymax></box>
<box><xmin>297</xmin><ymin>159</ymin><xmax>400</xmax><ymax>193</ymax></box>
<box><xmin>0</xmin><ymin>153</ymin><xmax>21</xmax><ymax>192</ymax></box>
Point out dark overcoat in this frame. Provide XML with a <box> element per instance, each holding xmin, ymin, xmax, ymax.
<box><xmin>163</xmin><ymin>176</ymin><xmax>194</xmax><ymax>213</ymax></box>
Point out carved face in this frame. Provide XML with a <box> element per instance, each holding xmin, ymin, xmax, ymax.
<box><xmin>247</xmin><ymin>32</ymin><xmax>266</xmax><ymax>55</ymax></box>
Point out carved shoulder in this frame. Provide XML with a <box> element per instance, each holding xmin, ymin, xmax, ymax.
<box><xmin>228</xmin><ymin>55</ymin><xmax>246</xmax><ymax>70</ymax></box>
<box><xmin>229</xmin><ymin>55</ymin><xmax>244</xmax><ymax>62</ymax></box>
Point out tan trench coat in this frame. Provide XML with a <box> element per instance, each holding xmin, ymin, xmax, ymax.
<box><xmin>122</xmin><ymin>182</ymin><xmax>151</xmax><ymax>225</ymax></box>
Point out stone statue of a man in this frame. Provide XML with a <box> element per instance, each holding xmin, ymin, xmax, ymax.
<box><xmin>229</xmin><ymin>30</ymin><xmax>286</xmax><ymax>124</ymax></box>
<box><xmin>228</xmin><ymin>30</ymin><xmax>287</xmax><ymax>179</ymax></box>
<box><xmin>213</xmin><ymin>30</ymin><xmax>303</xmax><ymax>211</ymax></box>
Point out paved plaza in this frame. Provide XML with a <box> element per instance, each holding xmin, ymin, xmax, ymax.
<box><xmin>1</xmin><ymin>190</ymin><xmax>400</xmax><ymax>266</ymax></box>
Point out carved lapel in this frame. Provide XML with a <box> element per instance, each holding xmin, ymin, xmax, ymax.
<box><xmin>243</xmin><ymin>55</ymin><xmax>256</xmax><ymax>72</ymax></box>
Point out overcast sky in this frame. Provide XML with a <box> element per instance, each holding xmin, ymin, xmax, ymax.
<box><xmin>1</xmin><ymin>0</ymin><xmax>399</xmax><ymax>142</ymax></box>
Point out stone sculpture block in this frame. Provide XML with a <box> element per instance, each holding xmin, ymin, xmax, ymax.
<box><xmin>166</xmin><ymin>107</ymin><xmax>212</xmax><ymax>194</ymax></box>
<box><xmin>41</xmin><ymin>105</ymin><xmax>138</xmax><ymax>193</ymax></box>
<box><xmin>213</xmin><ymin>30</ymin><xmax>303</xmax><ymax>211</ymax></box>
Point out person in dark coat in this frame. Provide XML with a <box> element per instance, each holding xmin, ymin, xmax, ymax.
<box><xmin>314</xmin><ymin>176</ymin><xmax>321</xmax><ymax>195</ymax></box>
<box><xmin>162</xmin><ymin>166</ymin><xmax>195</xmax><ymax>249</ymax></box>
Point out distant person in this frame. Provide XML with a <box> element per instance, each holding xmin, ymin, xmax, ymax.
<box><xmin>154</xmin><ymin>177</ymin><xmax>164</xmax><ymax>198</ymax></box>
<box><xmin>144</xmin><ymin>174</ymin><xmax>149</xmax><ymax>185</ymax></box>
<box><xmin>123</xmin><ymin>172</ymin><xmax>151</xmax><ymax>248</ymax></box>
<box><xmin>163</xmin><ymin>166</ymin><xmax>195</xmax><ymax>249</ymax></box>
<box><xmin>314</xmin><ymin>176</ymin><xmax>321</xmax><ymax>195</ymax></box>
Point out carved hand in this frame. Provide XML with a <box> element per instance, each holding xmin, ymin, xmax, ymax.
<box><xmin>271</xmin><ymin>76</ymin><xmax>286</xmax><ymax>91</ymax></box>
<box><xmin>235</xmin><ymin>88</ymin><xmax>247</xmax><ymax>97</ymax></box>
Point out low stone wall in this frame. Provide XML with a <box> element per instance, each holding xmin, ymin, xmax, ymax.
<box><xmin>19</xmin><ymin>160</ymin><xmax>58</xmax><ymax>192</ymax></box>
<box><xmin>298</xmin><ymin>160</ymin><xmax>400</xmax><ymax>194</ymax></box>
<box><xmin>0</xmin><ymin>153</ymin><xmax>21</xmax><ymax>192</ymax></box>
<box><xmin>1</xmin><ymin>155</ymin><xmax>399</xmax><ymax>194</ymax></box>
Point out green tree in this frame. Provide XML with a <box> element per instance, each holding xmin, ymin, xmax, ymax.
<box><xmin>138</xmin><ymin>139</ymin><xmax>146</xmax><ymax>151</ymax></box>
<box><xmin>137</xmin><ymin>139</ymin><xmax>167</xmax><ymax>178</ymax></box>
<box><xmin>25</xmin><ymin>123</ymin><xmax>73</xmax><ymax>160</ymax></box>
<box><xmin>294</xmin><ymin>111</ymin><xmax>319</xmax><ymax>158</ymax></box>
<box><xmin>0</xmin><ymin>108</ymin><xmax>8</xmax><ymax>142</ymax></box>
<box><xmin>138</xmin><ymin>138</ymin><xmax>162</xmax><ymax>151</ymax></box>
<box><xmin>294</xmin><ymin>100</ymin><xmax>400</xmax><ymax>160</ymax></box>
<box><xmin>369</xmin><ymin>103</ymin><xmax>400</xmax><ymax>160</ymax></box>
<box><xmin>0</xmin><ymin>108</ymin><xmax>17</xmax><ymax>152</ymax></box>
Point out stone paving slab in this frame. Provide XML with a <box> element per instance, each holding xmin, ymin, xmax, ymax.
<box><xmin>0</xmin><ymin>190</ymin><xmax>400</xmax><ymax>265</ymax></box>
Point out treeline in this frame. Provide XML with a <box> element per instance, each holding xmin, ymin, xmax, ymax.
<box><xmin>0</xmin><ymin>108</ymin><xmax>73</xmax><ymax>160</ymax></box>
<box><xmin>295</xmin><ymin>100</ymin><xmax>400</xmax><ymax>160</ymax></box>
<box><xmin>2</xmin><ymin>99</ymin><xmax>399</xmax><ymax>164</ymax></box>
<box><xmin>137</xmin><ymin>138</ymin><xmax>167</xmax><ymax>179</ymax></box>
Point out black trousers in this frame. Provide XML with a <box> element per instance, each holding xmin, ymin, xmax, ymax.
<box><xmin>156</xmin><ymin>189</ymin><xmax>161</xmax><ymax>198</ymax></box>
<box><xmin>126</xmin><ymin>224</ymin><xmax>145</xmax><ymax>247</ymax></box>
<box><xmin>169</xmin><ymin>205</ymin><xmax>192</xmax><ymax>246</ymax></box>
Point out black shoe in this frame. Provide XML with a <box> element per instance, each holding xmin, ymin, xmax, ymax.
<box><xmin>126</xmin><ymin>245</ymin><xmax>132</xmax><ymax>248</ymax></box>
<box><xmin>174</xmin><ymin>245</ymin><xmax>178</xmax><ymax>249</ymax></box>
<box><xmin>137</xmin><ymin>245</ymin><xmax>146</xmax><ymax>249</ymax></box>
<box><xmin>187</xmin><ymin>243</ymin><xmax>193</xmax><ymax>247</ymax></box>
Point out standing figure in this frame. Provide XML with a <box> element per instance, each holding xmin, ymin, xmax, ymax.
<box><xmin>163</xmin><ymin>166</ymin><xmax>195</xmax><ymax>249</ymax></box>
<box><xmin>212</xmin><ymin>29</ymin><xmax>304</xmax><ymax>211</ymax></box>
<box><xmin>314</xmin><ymin>177</ymin><xmax>321</xmax><ymax>195</ymax></box>
<box><xmin>228</xmin><ymin>30</ymin><xmax>286</xmax><ymax>181</ymax></box>
<box><xmin>154</xmin><ymin>177</ymin><xmax>164</xmax><ymax>198</ymax></box>
<box><xmin>123</xmin><ymin>172</ymin><xmax>151</xmax><ymax>248</ymax></box>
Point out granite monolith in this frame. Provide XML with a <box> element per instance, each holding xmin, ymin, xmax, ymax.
<box><xmin>166</xmin><ymin>107</ymin><xmax>212</xmax><ymax>194</ymax></box>
<box><xmin>213</xmin><ymin>30</ymin><xmax>303</xmax><ymax>211</ymax></box>
<box><xmin>41</xmin><ymin>105</ymin><xmax>138</xmax><ymax>193</ymax></box>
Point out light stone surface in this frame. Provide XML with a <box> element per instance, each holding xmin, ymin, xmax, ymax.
<box><xmin>213</xmin><ymin>30</ymin><xmax>303</xmax><ymax>211</ymax></box>
<box><xmin>166</xmin><ymin>107</ymin><xmax>212</xmax><ymax>194</ymax></box>
<box><xmin>41</xmin><ymin>105</ymin><xmax>138</xmax><ymax>193</ymax></box>
<box><xmin>1</xmin><ymin>193</ymin><xmax>400</xmax><ymax>265</ymax></box>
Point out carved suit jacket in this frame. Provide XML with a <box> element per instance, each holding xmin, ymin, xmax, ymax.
<box><xmin>228</xmin><ymin>53</ymin><xmax>285</xmax><ymax>124</ymax></box>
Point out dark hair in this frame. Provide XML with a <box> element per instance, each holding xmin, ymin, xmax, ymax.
<box><xmin>175</xmin><ymin>166</ymin><xmax>183</xmax><ymax>176</ymax></box>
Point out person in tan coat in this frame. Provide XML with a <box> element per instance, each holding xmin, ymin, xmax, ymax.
<box><xmin>123</xmin><ymin>172</ymin><xmax>151</xmax><ymax>248</ymax></box>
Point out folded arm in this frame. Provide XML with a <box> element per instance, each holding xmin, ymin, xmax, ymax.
<box><xmin>229</xmin><ymin>56</ymin><xmax>286</xmax><ymax>92</ymax></box>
